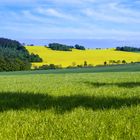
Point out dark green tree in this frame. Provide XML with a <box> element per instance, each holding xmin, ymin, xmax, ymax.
<box><xmin>75</xmin><ymin>44</ymin><xmax>85</xmax><ymax>50</ymax></box>
<box><xmin>84</xmin><ymin>61</ymin><xmax>88</xmax><ymax>67</ymax></box>
<box><xmin>0</xmin><ymin>38</ymin><xmax>42</xmax><ymax>71</ymax></box>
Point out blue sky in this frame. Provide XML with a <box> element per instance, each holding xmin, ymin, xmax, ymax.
<box><xmin>0</xmin><ymin>0</ymin><xmax>140</xmax><ymax>40</ymax></box>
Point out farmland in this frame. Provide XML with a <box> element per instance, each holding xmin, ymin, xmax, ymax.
<box><xmin>0</xmin><ymin>64</ymin><xmax>140</xmax><ymax>139</ymax></box>
<box><xmin>26</xmin><ymin>46</ymin><xmax>140</xmax><ymax>68</ymax></box>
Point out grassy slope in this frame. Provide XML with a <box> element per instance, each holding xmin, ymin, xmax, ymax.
<box><xmin>0</xmin><ymin>66</ymin><xmax>140</xmax><ymax>139</ymax></box>
<box><xmin>26</xmin><ymin>46</ymin><xmax>140</xmax><ymax>68</ymax></box>
<box><xmin>0</xmin><ymin>63</ymin><xmax>140</xmax><ymax>76</ymax></box>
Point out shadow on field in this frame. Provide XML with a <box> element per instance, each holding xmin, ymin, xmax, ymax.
<box><xmin>0</xmin><ymin>92</ymin><xmax>140</xmax><ymax>113</ymax></box>
<box><xmin>83</xmin><ymin>81</ymin><xmax>140</xmax><ymax>88</ymax></box>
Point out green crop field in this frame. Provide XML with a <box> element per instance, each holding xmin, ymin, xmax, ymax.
<box><xmin>0</xmin><ymin>64</ymin><xmax>140</xmax><ymax>140</ymax></box>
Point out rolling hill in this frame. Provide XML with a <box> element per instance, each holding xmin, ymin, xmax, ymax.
<box><xmin>26</xmin><ymin>46</ymin><xmax>140</xmax><ymax>68</ymax></box>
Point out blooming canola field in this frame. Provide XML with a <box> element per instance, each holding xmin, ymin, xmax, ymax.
<box><xmin>26</xmin><ymin>46</ymin><xmax>140</xmax><ymax>68</ymax></box>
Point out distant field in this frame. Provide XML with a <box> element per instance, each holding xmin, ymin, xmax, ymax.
<box><xmin>26</xmin><ymin>46</ymin><xmax>140</xmax><ymax>68</ymax></box>
<box><xmin>0</xmin><ymin>67</ymin><xmax>140</xmax><ymax>139</ymax></box>
<box><xmin>0</xmin><ymin>63</ymin><xmax>140</xmax><ymax>76</ymax></box>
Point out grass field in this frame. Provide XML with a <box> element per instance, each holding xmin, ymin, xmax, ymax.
<box><xmin>0</xmin><ymin>63</ymin><xmax>140</xmax><ymax>76</ymax></box>
<box><xmin>26</xmin><ymin>46</ymin><xmax>140</xmax><ymax>68</ymax></box>
<box><xmin>0</xmin><ymin>64</ymin><xmax>140</xmax><ymax>139</ymax></box>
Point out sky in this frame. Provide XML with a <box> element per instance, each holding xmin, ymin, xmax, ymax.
<box><xmin>0</xmin><ymin>0</ymin><xmax>140</xmax><ymax>42</ymax></box>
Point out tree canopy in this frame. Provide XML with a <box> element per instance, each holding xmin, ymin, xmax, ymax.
<box><xmin>116</xmin><ymin>46</ymin><xmax>140</xmax><ymax>52</ymax></box>
<box><xmin>48</xmin><ymin>43</ymin><xmax>85</xmax><ymax>51</ymax></box>
<box><xmin>0</xmin><ymin>38</ymin><xmax>42</xmax><ymax>71</ymax></box>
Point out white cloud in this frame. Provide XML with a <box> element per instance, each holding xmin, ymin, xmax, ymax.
<box><xmin>0</xmin><ymin>0</ymin><xmax>140</xmax><ymax>40</ymax></box>
<box><xmin>82</xmin><ymin>2</ymin><xmax>140</xmax><ymax>24</ymax></box>
<box><xmin>37</xmin><ymin>8</ymin><xmax>75</xmax><ymax>20</ymax></box>
<box><xmin>22</xmin><ymin>10</ymin><xmax>42</xmax><ymax>21</ymax></box>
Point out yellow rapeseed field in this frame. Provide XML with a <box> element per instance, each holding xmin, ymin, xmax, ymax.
<box><xmin>26</xmin><ymin>46</ymin><xmax>140</xmax><ymax>68</ymax></box>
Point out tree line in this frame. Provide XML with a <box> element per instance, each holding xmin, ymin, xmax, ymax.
<box><xmin>48</xmin><ymin>43</ymin><xmax>85</xmax><ymax>51</ymax></box>
<box><xmin>116</xmin><ymin>46</ymin><xmax>140</xmax><ymax>52</ymax></box>
<box><xmin>0</xmin><ymin>38</ymin><xmax>42</xmax><ymax>71</ymax></box>
<box><xmin>35</xmin><ymin>59</ymin><xmax>131</xmax><ymax>70</ymax></box>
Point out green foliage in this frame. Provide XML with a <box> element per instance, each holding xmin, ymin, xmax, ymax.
<box><xmin>108</xmin><ymin>60</ymin><xmax>127</xmax><ymax>64</ymax></box>
<box><xmin>84</xmin><ymin>61</ymin><xmax>88</xmax><ymax>66</ymax></box>
<box><xmin>116</xmin><ymin>46</ymin><xmax>140</xmax><ymax>52</ymax></box>
<box><xmin>75</xmin><ymin>44</ymin><xmax>85</xmax><ymax>50</ymax></box>
<box><xmin>0</xmin><ymin>38</ymin><xmax>42</xmax><ymax>71</ymax></box>
<box><xmin>122</xmin><ymin>60</ymin><xmax>127</xmax><ymax>64</ymax></box>
<box><xmin>104</xmin><ymin>61</ymin><xmax>107</xmax><ymax>65</ymax></box>
<box><xmin>48</xmin><ymin>43</ymin><xmax>73</xmax><ymax>51</ymax></box>
<box><xmin>36</xmin><ymin>64</ymin><xmax>62</xmax><ymax>70</ymax></box>
<box><xmin>48</xmin><ymin>43</ymin><xmax>86</xmax><ymax>51</ymax></box>
<box><xmin>29</xmin><ymin>53</ymin><xmax>43</xmax><ymax>62</ymax></box>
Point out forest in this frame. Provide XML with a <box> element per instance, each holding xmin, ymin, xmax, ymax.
<box><xmin>0</xmin><ymin>38</ymin><xmax>42</xmax><ymax>71</ymax></box>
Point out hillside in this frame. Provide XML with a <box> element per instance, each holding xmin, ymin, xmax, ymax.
<box><xmin>26</xmin><ymin>46</ymin><xmax>140</xmax><ymax>68</ymax></box>
<box><xmin>0</xmin><ymin>38</ymin><xmax>42</xmax><ymax>72</ymax></box>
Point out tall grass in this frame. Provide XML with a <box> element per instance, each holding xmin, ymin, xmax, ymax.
<box><xmin>0</xmin><ymin>71</ymin><xmax>140</xmax><ymax>139</ymax></box>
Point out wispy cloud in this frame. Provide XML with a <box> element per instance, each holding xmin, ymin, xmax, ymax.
<box><xmin>37</xmin><ymin>8</ymin><xmax>75</xmax><ymax>20</ymax></box>
<box><xmin>0</xmin><ymin>0</ymin><xmax>140</xmax><ymax>40</ymax></box>
<box><xmin>82</xmin><ymin>2</ymin><xmax>140</xmax><ymax>24</ymax></box>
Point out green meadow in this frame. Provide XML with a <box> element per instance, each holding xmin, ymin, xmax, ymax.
<box><xmin>0</xmin><ymin>64</ymin><xmax>140</xmax><ymax>140</ymax></box>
